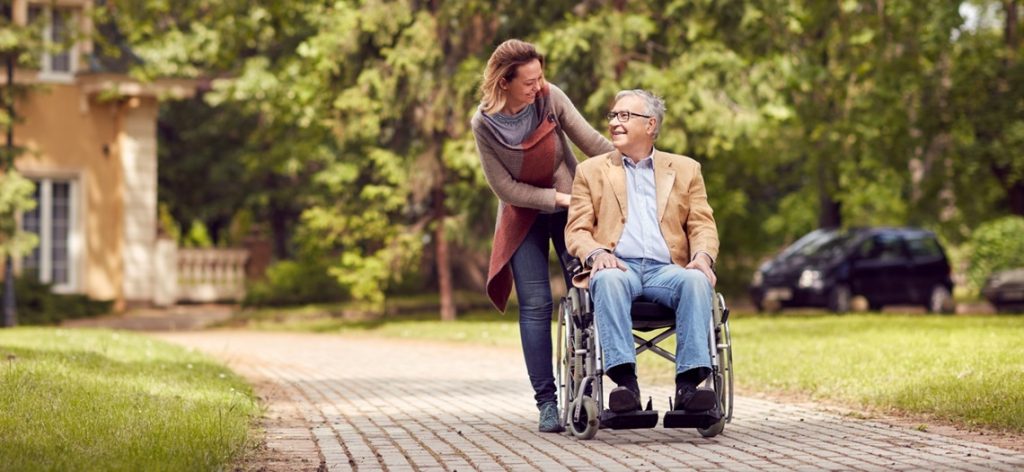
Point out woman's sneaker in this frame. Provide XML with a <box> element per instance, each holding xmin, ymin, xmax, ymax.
<box><xmin>538</xmin><ymin>402</ymin><xmax>564</xmax><ymax>433</ymax></box>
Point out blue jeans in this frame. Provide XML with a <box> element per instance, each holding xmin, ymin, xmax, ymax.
<box><xmin>510</xmin><ymin>211</ymin><xmax>571</xmax><ymax>408</ymax></box>
<box><xmin>590</xmin><ymin>258</ymin><xmax>713</xmax><ymax>375</ymax></box>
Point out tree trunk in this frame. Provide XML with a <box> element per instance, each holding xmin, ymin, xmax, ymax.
<box><xmin>1008</xmin><ymin>181</ymin><xmax>1024</xmax><ymax>215</ymax></box>
<box><xmin>3</xmin><ymin>30</ymin><xmax>17</xmax><ymax>327</ymax></box>
<box><xmin>815</xmin><ymin>158</ymin><xmax>839</xmax><ymax>228</ymax></box>
<box><xmin>433</xmin><ymin>167</ymin><xmax>455</xmax><ymax>321</ymax></box>
<box><xmin>1000</xmin><ymin>0</ymin><xmax>1022</xmax><ymax>215</ymax></box>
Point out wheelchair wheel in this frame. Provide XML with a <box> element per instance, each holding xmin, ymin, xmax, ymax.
<box><xmin>556</xmin><ymin>299</ymin><xmax>573</xmax><ymax>428</ymax></box>
<box><xmin>569</xmin><ymin>396</ymin><xmax>599</xmax><ymax>440</ymax></box>
<box><xmin>698</xmin><ymin>297</ymin><xmax>733</xmax><ymax>438</ymax></box>
<box><xmin>722</xmin><ymin>322</ymin><xmax>734</xmax><ymax>421</ymax></box>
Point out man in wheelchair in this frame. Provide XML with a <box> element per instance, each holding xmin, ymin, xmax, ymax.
<box><xmin>566</xmin><ymin>89</ymin><xmax>720</xmax><ymax>420</ymax></box>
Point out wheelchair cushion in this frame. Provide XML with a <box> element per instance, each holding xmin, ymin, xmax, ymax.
<box><xmin>630</xmin><ymin>297</ymin><xmax>675</xmax><ymax>331</ymax></box>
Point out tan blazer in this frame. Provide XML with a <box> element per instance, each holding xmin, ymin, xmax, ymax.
<box><xmin>565</xmin><ymin>149</ymin><xmax>719</xmax><ymax>286</ymax></box>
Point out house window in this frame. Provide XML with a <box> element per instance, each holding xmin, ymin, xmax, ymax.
<box><xmin>21</xmin><ymin>178</ymin><xmax>80</xmax><ymax>292</ymax></box>
<box><xmin>28</xmin><ymin>5</ymin><xmax>78</xmax><ymax>79</ymax></box>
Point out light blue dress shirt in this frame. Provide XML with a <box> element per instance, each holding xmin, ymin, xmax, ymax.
<box><xmin>614</xmin><ymin>151</ymin><xmax>672</xmax><ymax>263</ymax></box>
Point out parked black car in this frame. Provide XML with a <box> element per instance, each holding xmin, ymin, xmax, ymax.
<box><xmin>750</xmin><ymin>227</ymin><xmax>955</xmax><ymax>313</ymax></box>
<box><xmin>982</xmin><ymin>268</ymin><xmax>1024</xmax><ymax>313</ymax></box>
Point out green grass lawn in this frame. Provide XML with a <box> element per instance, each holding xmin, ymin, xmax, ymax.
<box><xmin>0</xmin><ymin>328</ymin><xmax>260</xmax><ymax>471</ymax></box>
<box><xmin>228</xmin><ymin>305</ymin><xmax>1024</xmax><ymax>433</ymax></box>
<box><xmin>732</xmin><ymin>313</ymin><xmax>1024</xmax><ymax>432</ymax></box>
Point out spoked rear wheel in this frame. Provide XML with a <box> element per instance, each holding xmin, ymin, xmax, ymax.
<box><xmin>556</xmin><ymin>299</ymin><xmax>574</xmax><ymax>429</ymax></box>
<box><xmin>698</xmin><ymin>320</ymin><xmax>732</xmax><ymax>438</ymax></box>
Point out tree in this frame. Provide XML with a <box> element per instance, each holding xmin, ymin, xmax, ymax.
<box><xmin>947</xmin><ymin>1</ymin><xmax>1024</xmax><ymax>224</ymax></box>
<box><xmin>1</xmin><ymin>2</ymin><xmax>46</xmax><ymax>327</ymax></box>
<box><xmin>112</xmin><ymin>0</ymin><xmax>1024</xmax><ymax>300</ymax></box>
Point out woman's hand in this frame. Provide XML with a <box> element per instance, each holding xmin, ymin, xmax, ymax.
<box><xmin>555</xmin><ymin>192</ymin><xmax>572</xmax><ymax>208</ymax></box>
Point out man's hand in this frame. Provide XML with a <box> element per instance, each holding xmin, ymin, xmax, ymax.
<box><xmin>685</xmin><ymin>253</ymin><xmax>717</xmax><ymax>287</ymax></box>
<box><xmin>591</xmin><ymin>251</ymin><xmax>627</xmax><ymax>273</ymax></box>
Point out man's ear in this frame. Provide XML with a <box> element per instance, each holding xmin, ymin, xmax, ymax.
<box><xmin>647</xmin><ymin>119</ymin><xmax>657</xmax><ymax>136</ymax></box>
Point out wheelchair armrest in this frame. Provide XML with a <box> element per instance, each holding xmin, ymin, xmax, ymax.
<box><xmin>559</xmin><ymin>249</ymin><xmax>585</xmax><ymax>276</ymax></box>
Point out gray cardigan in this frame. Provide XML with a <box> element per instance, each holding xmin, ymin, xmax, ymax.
<box><xmin>471</xmin><ymin>83</ymin><xmax>613</xmax><ymax>214</ymax></box>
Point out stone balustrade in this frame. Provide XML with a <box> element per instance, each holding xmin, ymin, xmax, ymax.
<box><xmin>154</xmin><ymin>241</ymin><xmax>250</xmax><ymax>306</ymax></box>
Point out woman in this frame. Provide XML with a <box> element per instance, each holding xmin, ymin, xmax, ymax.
<box><xmin>471</xmin><ymin>39</ymin><xmax>613</xmax><ymax>432</ymax></box>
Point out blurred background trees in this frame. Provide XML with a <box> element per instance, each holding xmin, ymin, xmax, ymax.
<box><xmin>99</xmin><ymin>0</ymin><xmax>1022</xmax><ymax>314</ymax></box>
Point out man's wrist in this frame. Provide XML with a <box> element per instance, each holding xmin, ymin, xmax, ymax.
<box><xmin>585</xmin><ymin>248</ymin><xmax>611</xmax><ymax>268</ymax></box>
<box><xmin>693</xmin><ymin>251</ymin><xmax>715</xmax><ymax>269</ymax></box>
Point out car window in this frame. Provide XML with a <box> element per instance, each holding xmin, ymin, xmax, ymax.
<box><xmin>779</xmin><ymin>229</ymin><xmax>834</xmax><ymax>258</ymax></box>
<box><xmin>875</xmin><ymin>235</ymin><xmax>905</xmax><ymax>261</ymax></box>
<box><xmin>857</xmin><ymin>239</ymin><xmax>876</xmax><ymax>258</ymax></box>
<box><xmin>859</xmin><ymin>235</ymin><xmax>904</xmax><ymax>261</ymax></box>
<box><xmin>906</xmin><ymin>236</ymin><xmax>943</xmax><ymax>259</ymax></box>
<box><xmin>792</xmin><ymin>231</ymin><xmax>854</xmax><ymax>258</ymax></box>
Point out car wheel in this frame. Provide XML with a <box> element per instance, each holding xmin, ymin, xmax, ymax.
<box><xmin>927</xmin><ymin>285</ymin><xmax>954</xmax><ymax>314</ymax></box>
<box><xmin>828</xmin><ymin>284</ymin><xmax>852</xmax><ymax>313</ymax></box>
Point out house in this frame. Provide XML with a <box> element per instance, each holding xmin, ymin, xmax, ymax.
<box><xmin>5</xmin><ymin>0</ymin><xmax>197</xmax><ymax>309</ymax></box>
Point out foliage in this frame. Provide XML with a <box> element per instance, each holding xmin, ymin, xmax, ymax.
<box><xmin>243</xmin><ymin>258</ymin><xmax>349</xmax><ymax>307</ymax></box>
<box><xmin>157</xmin><ymin>203</ymin><xmax>181</xmax><ymax>241</ymax></box>
<box><xmin>13</xmin><ymin>274</ymin><xmax>112</xmax><ymax>325</ymax></box>
<box><xmin>182</xmin><ymin>219</ymin><xmax>213</xmax><ymax>248</ymax></box>
<box><xmin>0</xmin><ymin>328</ymin><xmax>258</xmax><ymax>471</ymax></box>
<box><xmin>0</xmin><ymin>170</ymin><xmax>37</xmax><ymax>258</ymax></box>
<box><xmin>224</xmin><ymin>208</ymin><xmax>254</xmax><ymax>246</ymax></box>
<box><xmin>966</xmin><ymin>216</ymin><xmax>1024</xmax><ymax>292</ymax></box>
<box><xmin>110</xmin><ymin>1</ymin><xmax>1024</xmax><ymax>302</ymax></box>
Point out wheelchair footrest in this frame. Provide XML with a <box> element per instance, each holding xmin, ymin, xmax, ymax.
<box><xmin>600</xmin><ymin>409</ymin><xmax>660</xmax><ymax>430</ymax></box>
<box><xmin>663</xmin><ymin>408</ymin><xmax>722</xmax><ymax>429</ymax></box>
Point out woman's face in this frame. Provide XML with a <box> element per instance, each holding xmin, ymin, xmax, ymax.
<box><xmin>502</xmin><ymin>59</ymin><xmax>544</xmax><ymax>110</ymax></box>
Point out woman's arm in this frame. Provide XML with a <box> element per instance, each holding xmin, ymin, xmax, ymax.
<box><xmin>549</xmin><ymin>84</ymin><xmax>614</xmax><ymax>157</ymax></box>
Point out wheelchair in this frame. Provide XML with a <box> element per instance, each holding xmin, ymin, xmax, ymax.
<box><xmin>555</xmin><ymin>257</ymin><xmax>733</xmax><ymax>440</ymax></box>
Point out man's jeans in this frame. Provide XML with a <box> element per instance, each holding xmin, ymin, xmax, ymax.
<box><xmin>590</xmin><ymin>258</ymin><xmax>713</xmax><ymax>375</ymax></box>
<box><xmin>509</xmin><ymin>211</ymin><xmax>571</xmax><ymax>408</ymax></box>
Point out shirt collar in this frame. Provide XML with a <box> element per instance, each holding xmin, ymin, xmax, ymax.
<box><xmin>621</xmin><ymin>148</ymin><xmax>656</xmax><ymax>168</ymax></box>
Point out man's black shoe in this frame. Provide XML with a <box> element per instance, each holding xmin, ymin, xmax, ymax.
<box><xmin>608</xmin><ymin>386</ymin><xmax>641</xmax><ymax>413</ymax></box>
<box><xmin>674</xmin><ymin>385</ymin><xmax>716</xmax><ymax>412</ymax></box>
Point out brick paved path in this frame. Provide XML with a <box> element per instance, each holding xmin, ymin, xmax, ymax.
<box><xmin>154</xmin><ymin>331</ymin><xmax>1024</xmax><ymax>472</ymax></box>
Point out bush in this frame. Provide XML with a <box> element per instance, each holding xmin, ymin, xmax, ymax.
<box><xmin>12</xmin><ymin>275</ymin><xmax>113</xmax><ymax>325</ymax></box>
<box><xmin>967</xmin><ymin>216</ymin><xmax>1024</xmax><ymax>292</ymax></box>
<box><xmin>183</xmin><ymin>219</ymin><xmax>213</xmax><ymax>248</ymax></box>
<box><xmin>243</xmin><ymin>258</ymin><xmax>349</xmax><ymax>307</ymax></box>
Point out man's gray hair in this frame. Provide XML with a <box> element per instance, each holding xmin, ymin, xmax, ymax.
<box><xmin>615</xmin><ymin>89</ymin><xmax>666</xmax><ymax>140</ymax></box>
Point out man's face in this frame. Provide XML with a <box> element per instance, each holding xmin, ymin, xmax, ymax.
<box><xmin>608</xmin><ymin>95</ymin><xmax>655</xmax><ymax>152</ymax></box>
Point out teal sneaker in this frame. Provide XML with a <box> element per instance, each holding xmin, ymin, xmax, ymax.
<box><xmin>538</xmin><ymin>402</ymin><xmax>564</xmax><ymax>433</ymax></box>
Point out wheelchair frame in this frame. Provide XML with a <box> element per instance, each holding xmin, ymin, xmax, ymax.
<box><xmin>556</xmin><ymin>281</ymin><xmax>733</xmax><ymax>439</ymax></box>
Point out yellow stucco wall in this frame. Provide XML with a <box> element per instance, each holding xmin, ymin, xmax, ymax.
<box><xmin>14</xmin><ymin>82</ymin><xmax>134</xmax><ymax>304</ymax></box>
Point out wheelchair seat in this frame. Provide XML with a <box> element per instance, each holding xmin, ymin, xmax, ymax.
<box><xmin>630</xmin><ymin>297</ymin><xmax>675</xmax><ymax>331</ymax></box>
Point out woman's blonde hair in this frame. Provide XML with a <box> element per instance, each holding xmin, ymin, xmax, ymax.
<box><xmin>479</xmin><ymin>39</ymin><xmax>545</xmax><ymax>115</ymax></box>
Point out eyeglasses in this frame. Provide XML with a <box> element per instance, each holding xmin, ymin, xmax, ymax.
<box><xmin>606</xmin><ymin>110</ymin><xmax>653</xmax><ymax>122</ymax></box>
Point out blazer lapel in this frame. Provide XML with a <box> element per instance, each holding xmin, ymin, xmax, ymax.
<box><xmin>654</xmin><ymin>151</ymin><xmax>675</xmax><ymax>222</ymax></box>
<box><xmin>605</xmin><ymin>151</ymin><xmax>628</xmax><ymax>218</ymax></box>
